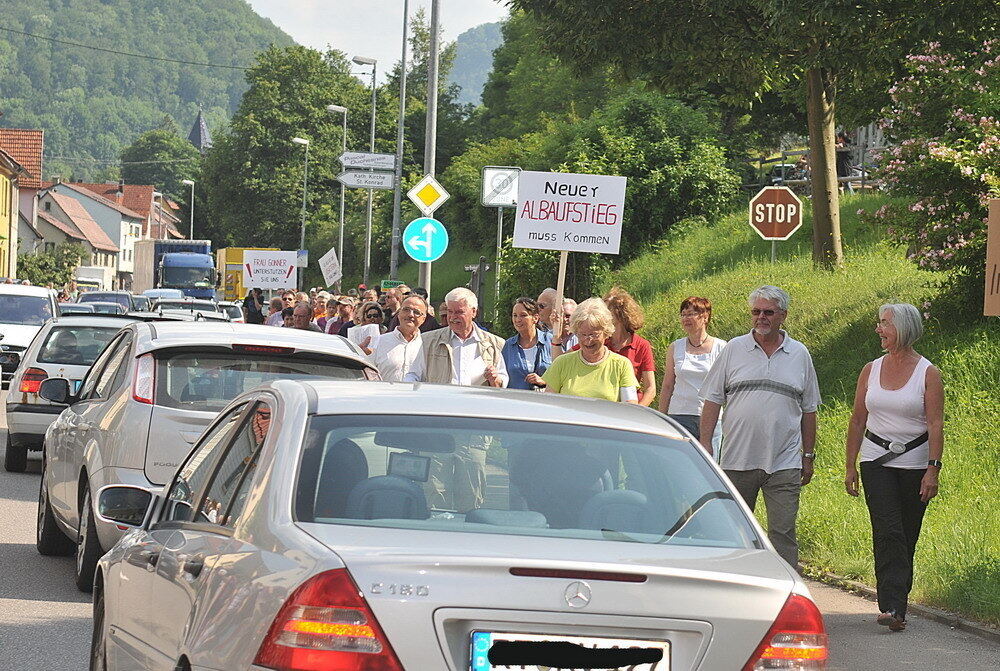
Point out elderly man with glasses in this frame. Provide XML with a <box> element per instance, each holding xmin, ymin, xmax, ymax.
<box><xmin>698</xmin><ymin>285</ymin><xmax>820</xmax><ymax>570</ymax></box>
<box><xmin>366</xmin><ymin>295</ymin><xmax>428</xmax><ymax>381</ymax></box>
<box><xmin>405</xmin><ymin>287</ymin><xmax>508</xmax><ymax>512</ymax></box>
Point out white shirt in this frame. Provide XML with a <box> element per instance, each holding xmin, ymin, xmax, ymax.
<box><xmin>861</xmin><ymin>356</ymin><xmax>932</xmax><ymax>468</ymax></box>
<box><xmin>403</xmin><ymin>327</ymin><xmax>509</xmax><ymax>387</ymax></box>
<box><xmin>371</xmin><ymin>328</ymin><xmax>422</xmax><ymax>382</ymax></box>
<box><xmin>699</xmin><ymin>331</ymin><xmax>821</xmax><ymax>473</ymax></box>
<box><xmin>668</xmin><ymin>337</ymin><xmax>727</xmax><ymax>415</ymax></box>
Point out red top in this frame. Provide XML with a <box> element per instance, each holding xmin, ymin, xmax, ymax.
<box><xmin>572</xmin><ymin>333</ymin><xmax>656</xmax><ymax>401</ymax></box>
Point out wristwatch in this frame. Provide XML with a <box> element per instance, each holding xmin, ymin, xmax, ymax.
<box><xmin>802</xmin><ymin>452</ymin><xmax>816</xmax><ymax>459</ymax></box>
<box><xmin>927</xmin><ymin>459</ymin><xmax>943</xmax><ymax>468</ymax></box>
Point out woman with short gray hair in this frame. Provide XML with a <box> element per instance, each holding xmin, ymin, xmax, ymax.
<box><xmin>845</xmin><ymin>302</ymin><xmax>944</xmax><ymax>632</ymax></box>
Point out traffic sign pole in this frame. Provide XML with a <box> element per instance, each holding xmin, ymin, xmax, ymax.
<box><xmin>772</xmin><ymin>240</ymin><xmax>777</xmax><ymax>263</ymax></box>
<box><xmin>494</xmin><ymin>207</ymin><xmax>503</xmax><ymax>324</ymax></box>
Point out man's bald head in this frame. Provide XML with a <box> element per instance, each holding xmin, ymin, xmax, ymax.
<box><xmin>537</xmin><ymin>287</ymin><xmax>557</xmax><ymax>326</ymax></box>
<box><xmin>292</xmin><ymin>303</ymin><xmax>314</xmax><ymax>329</ymax></box>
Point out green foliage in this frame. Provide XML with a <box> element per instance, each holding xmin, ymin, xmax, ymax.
<box><xmin>0</xmin><ymin>0</ymin><xmax>293</xmax><ymax>180</ymax></box>
<box><xmin>17</xmin><ymin>243</ymin><xmax>88</xmax><ymax>286</ymax></box>
<box><xmin>608</xmin><ymin>193</ymin><xmax>1000</xmax><ymax>624</ymax></box>
<box><xmin>861</xmin><ymin>42</ymin><xmax>1000</xmax><ymax>314</ymax></box>
<box><xmin>120</xmin><ymin>129</ymin><xmax>200</xmax><ymax>200</ymax></box>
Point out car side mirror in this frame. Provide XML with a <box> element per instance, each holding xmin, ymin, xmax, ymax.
<box><xmin>96</xmin><ymin>485</ymin><xmax>153</xmax><ymax>528</ymax></box>
<box><xmin>38</xmin><ymin>377</ymin><xmax>72</xmax><ymax>405</ymax></box>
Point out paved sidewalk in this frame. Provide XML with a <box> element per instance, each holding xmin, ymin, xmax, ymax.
<box><xmin>808</xmin><ymin>579</ymin><xmax>1000</xmax><ymax>669</ymax></box>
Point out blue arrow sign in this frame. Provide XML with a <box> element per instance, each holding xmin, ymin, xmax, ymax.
<box><xmin>403</xmin><ymin>217</ymin><xmax>449</xmax><ymax>263</ymax></box>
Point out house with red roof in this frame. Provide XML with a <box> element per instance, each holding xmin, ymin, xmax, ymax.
<box><xmin>0</xmin><ymin>148</ymin><xmax>29</xmax><ymax>279</ymax></box>
<box><xmin>0</xmin><ymin>128</ymin><xmax>44</xmax><ymax>278</ymax></box>
<box><xmin>37</xmin><ymin>191</ymin><xmax>120</xmax><ymax>289</ymax></box>
<box><xmin>63</xmin><ymin>181</ymin><xmax>185</xmax><ymax>240</ymax></box>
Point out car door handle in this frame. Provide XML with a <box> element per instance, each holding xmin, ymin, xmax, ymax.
<box><xmin>77</xmin><ymin>423</ymin><xmax>92</xmax><ymax>431</ymax></box>
<box><xmin>180</xmin><ymin>554</ymin><xmax>204</xmax><ymax>579</ymax></box>
<box><xmin>142</xmin><ymin>549</ymin><xmax>160</xmax><ymax>569</ymax></box>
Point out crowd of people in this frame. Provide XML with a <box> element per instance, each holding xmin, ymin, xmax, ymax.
<box><xmin>242</xmin><ymin>280</ymin><xmax>942</xmax><ymax>633</ymax></box>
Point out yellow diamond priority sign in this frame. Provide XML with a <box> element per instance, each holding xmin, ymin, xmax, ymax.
<box><xmin>407</xmin><ymin>174</ymin><xmax>450</xmax><ymax>216</ymax></box>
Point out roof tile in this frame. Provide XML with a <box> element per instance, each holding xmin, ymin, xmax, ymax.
<box><xmin>48</xmin><ymin>193</ymin><xmax>120</xmax><ymax>252</ymax></box>
<box><xmin>0</xmin><ymin>129</ymin><xmax>44</xmax><ymax>189</ymax></box>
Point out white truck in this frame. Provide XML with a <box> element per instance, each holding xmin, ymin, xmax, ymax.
<box><xmin>74</xmin><ymin>266</ymin><xmax>107</xmax><ymax>292</ymax></box>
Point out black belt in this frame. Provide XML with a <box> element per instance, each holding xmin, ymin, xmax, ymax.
<box><xmin>865</xmin><ymin>429</ymin><xmax>928</xmax><ymax>465</ymax></box>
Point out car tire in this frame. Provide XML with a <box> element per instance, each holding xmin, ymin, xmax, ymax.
<box><xmin>37</xmin><ymin>473</ymin><xmax>75</xmax><ymax>556</ymax></box>
<box><xmin>3</xmin><ymin>432</ymin><xmax>27</xmax><ymax>473</ymax></box>
<box><xmin>89</xmin><ymin>584</ymin><xmax>108</xmax><ymax>671</ymax></box>
<box><xmin>75</xmin><ymin>488</ymin><xmax>103</xmax><ymax>593</ymax></box>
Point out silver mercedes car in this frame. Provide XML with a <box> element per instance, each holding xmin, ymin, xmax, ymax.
<box><xmin>92</xmin><ymin>381</ymin><xmax>828</xmax><ymax>671</ymax></box>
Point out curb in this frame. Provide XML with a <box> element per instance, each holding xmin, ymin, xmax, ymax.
<box><xmin>804</xmin><ymin>566</ymin><xmax>1000</xmax><ymax>645</ymax></box>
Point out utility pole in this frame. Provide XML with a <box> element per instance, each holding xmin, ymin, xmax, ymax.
<box><xmin>418</xmin><ymin>0</ymin><xmax>440</xmax><ymax>294</ymax></box>
<box><xmin>389</xmin><ymin>0</ymin><xmax>409</xmax><ymax>281</ymax></box>
<box><xmin>353</xmin><ymin>56</ymin><xmax>378</xmax><ymax>285</ymax></box>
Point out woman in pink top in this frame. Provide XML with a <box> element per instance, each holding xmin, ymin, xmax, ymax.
<box><xmin>844</xmin><ymin>303</ymin><xmax>944</xmax><ymax>632</ymax></box>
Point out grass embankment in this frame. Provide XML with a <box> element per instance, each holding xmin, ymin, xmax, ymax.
<box><xmin>609</xmin><ymin>193</ymin><xmax>1000</xmax><ymax>624</ymax></box>
<box><xmin>397</xmin><ymin>245</ymin><xmax>497</xmax><ymax>318</ymax></box>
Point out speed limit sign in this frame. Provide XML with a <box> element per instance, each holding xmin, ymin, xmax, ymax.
<box><xmin>481</xmin><ymin>166</ymin><xmax>521</xmax><ymax>208</ymax></box>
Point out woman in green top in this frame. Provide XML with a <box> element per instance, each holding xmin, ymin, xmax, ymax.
<box><xmin>540</xmin><ymin>298</ymin><xmax>639</xmax><ymax>403</ymax></box>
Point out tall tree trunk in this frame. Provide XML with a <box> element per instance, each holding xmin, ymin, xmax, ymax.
<box><xmin>805</xmin><ymin>68</ymin><xmax>844</xmax><ymax>268</ymax></box>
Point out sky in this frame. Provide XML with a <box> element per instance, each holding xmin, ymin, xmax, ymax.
<box><xmin>246</xmin><ymin>0</ymin><xmax>509</xmax><ymax>81</ymax></box>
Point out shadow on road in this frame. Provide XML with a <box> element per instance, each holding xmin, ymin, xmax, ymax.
<box><xmin>0</xmin><ymin>613</ymin><xmax>92</xmax><ymax>671</ymax></box>
<box><xmin>0</xmin><ymin>542</ymin><xmax>89</xmax><ymax>603</ymax></box>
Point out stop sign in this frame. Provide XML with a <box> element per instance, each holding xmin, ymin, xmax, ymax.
<box><xmin>749</xmin><ymin>186</ymin><xmax>803</xmax><ymax>240</ymax></box>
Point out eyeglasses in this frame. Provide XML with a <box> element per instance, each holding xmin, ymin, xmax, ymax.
<box><xmin>537</xmin><ymin>302</ymin><xmax>547</xmax><ymax>309</ymax></box>
<box><xmin>576</xmin><ymin>331</ymin><xmax>605</xmax><ymax>341</ymax></box>
<box><xmin>365</xmin><ymin>311</ymin><xmax>383</xmax><ymax>319</ymax></box>
<box><xmin>680</xmin><ymin>311</ymin><xmax>704</xmax><ymax>318</ymax></box>
<box><xmin>751</xmin><ymin>309</ymin><xmax>778</xmax><ymax>317</ymax></box>
<box><xmin>399</xmin><ymin>306</ymin><xmax>424</xmax><ymax>316</ymax></box>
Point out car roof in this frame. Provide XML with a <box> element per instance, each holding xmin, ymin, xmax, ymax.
<box><xmin>80</xmin><ymin>291</ymin><xmax>129</xmax><ymax>295</ymax></box>
<box><xmin>276</xmin><ymin>380</ymin><xmax>685</xmax><ymax>439</ymax></box>
<box><xmin>0</xmin><ymin>285</ymin><xmax>53</xmax><ymax>297</ymax></box>
<box><xmin>42</xmin><ymin>315</ymin><xmax>137</xmax><ymax>328</ymax></box>
<box><xmin>131</xmin><ymin>322</ymin><xmax>373</xmax><ymax>366</ymax></box>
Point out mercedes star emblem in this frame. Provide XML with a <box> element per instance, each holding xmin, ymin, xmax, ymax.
<box><xmin>564</xmin><ymin>581</ymin><xmax>592</xmax><ymax>608</ymax></box>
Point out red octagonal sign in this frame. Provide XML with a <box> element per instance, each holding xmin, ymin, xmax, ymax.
<box><xmin>749</xmin><ymin>186</ymin><xmax>803</xmax><ymax>241</ymax></box>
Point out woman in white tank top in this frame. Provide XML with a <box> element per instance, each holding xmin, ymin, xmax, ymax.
<box><xmin>658</xmin><ymin>297</ymin><xmax>726</xmax><ymax>451</ymax></box>
<box><xmin>844</xmin><ymin>303</ymin><xmax>944</xmax><ymax>631</ymax></box>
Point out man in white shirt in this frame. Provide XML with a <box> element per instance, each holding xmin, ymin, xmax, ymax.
<box><xmin>699</xmin><ymin>285</ymin><xmax>820</xmax><ymax>569</ymax></box>
<box><xmin>405</xmin><ymin>287</ymin><xmax>508</xmax><ymax>512</ymax></box>
<box><xmin>369</xmin><ymin>295</ymin><xmax>426</xmax><ymax>381</ymax></box>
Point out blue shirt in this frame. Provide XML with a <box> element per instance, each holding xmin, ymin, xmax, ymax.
<box><xmin>502</xmin><ymin>329</ymin><xmax>553</xmax><ymax>390</ymax></box>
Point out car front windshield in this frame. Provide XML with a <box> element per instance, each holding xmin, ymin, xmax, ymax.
<box><xmin>154</xmin><ymin>351</ymin><xmax>367</xmax><ymax>412</ymax></box>
<box><xmin>38</xmin><ymin>326</ymin><xmax>119</xmax><ymax>365</ymax></box>
<box><xmin>0</xmin><ymin>295</ymin><xmax>53</xmax><ymax>326</ymax></box>
<box><xmin>162</xmin><ymin>267</ymin><xmax>214</xmax><ymax>288</ymax></box>
<box><xmin>295</xmin><ymin>415</ymin><xmax>759</xmax><ymax>550</ymax></box>
<box><xmin>79</xmin><ymin>293</ymin><xmax>130</xmax><ymax>309</ymax></box>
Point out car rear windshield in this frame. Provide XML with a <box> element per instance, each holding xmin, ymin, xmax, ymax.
<box><xmin>222</xmin><ymin>305</ymin><xmax>243</xmax><ymax>320</ymax></box>
<box><xmin>38</xmin><ymin>326</ymin><xmax>120</xmax><ymax>365</ymax></box>
<box><xmin>154</xmin><ymin>350</ymin><xmax>367</xmax><ymax>412</ymax></box>
<box><xmin>154</xmin><ymin>301</ymin><xmax>219</xmax><ymax>312</ymax></box>
<box><xmin>78</xmin><ymin>293</ymin><xmax>129</xmax><ymax>309</ymax></box>
<box><xmin>0</xmin><ymin>295</ymin><xmax>53</xmax><ymax>325</ymax></box>
<box><xmin>295</xmin><ymin>415</ymin><xmax>760</xmax><ymax>550</ymax></box>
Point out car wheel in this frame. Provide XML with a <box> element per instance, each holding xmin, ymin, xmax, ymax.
<box><xmin>37</xmin><ymin>472</ymin><xmax>75</xmax><ymax>556</ymax></box>
<box><xmin>3</xmin><ymin>432</ymin><xmax>27</xmax><ymax>473</ymax></box>
<box><xmin>75</xmin><ymin>488</ymin><xmax>103</xmax><ymax>592</ymax></box>
<box><xmin>90</xmin><ymin>585</ymin><xmax>108</xmax><ymax>671</ymax></box>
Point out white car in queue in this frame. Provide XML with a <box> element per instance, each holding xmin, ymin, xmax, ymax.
<box><xmin>92</xmin><ymin>381</ymin><xmax>828</xmax><ymax>671</ymax></box>
<box><xmin>4</xmin><ymin>314</ymin><xmax>137</xmax><ymax>472</ymax></box>
<box><xmin>0</xmin><ymin>284</ymin><xmax>60</xmax><ymax>388</ymax></box>
<box><xmin>36</xmin><ymin>323</ymin><xmax>378</xmax><ymax>592</ymax></box>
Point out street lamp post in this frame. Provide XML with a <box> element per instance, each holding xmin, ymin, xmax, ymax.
<box><xmin>152</xmin><ymin>191</ymin><xmax>163</xmax><ymax>239</ymax></box>
<box><xmin>389</xmin><ymin>0</ymin><xmax>409</xmax><ymax>280</ymax></box>
<box><xmin>292</xmin><ymin>137</ymin><xmax>310</xmax><ymax>291</ymax></box>
<box><xmin>353</xmin><ymin>55</ymin><xmax>377</xmax><ymax>286</ymax></box>
<box><xmin>327</xmin><ymin>104</ymin><xmax>348</xmax><ymax>292</ymax></box>
<box><xmin>181</xmin><ymin>179</ymin><xmax>195</xmax><ymax>239</ymax></box>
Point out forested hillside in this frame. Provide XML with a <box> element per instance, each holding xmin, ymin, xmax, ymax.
<box><xmin>449</xmin><ymin>22</ymin><xmax>503</xmax><ymax>105</ymax></box>
<box><xmin>0</xmin><ymin>0</ymin><xmax>294</xmax><ymax>180</ymax></box>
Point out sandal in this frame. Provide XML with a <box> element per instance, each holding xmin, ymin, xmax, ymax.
<box><xmin>877</xmin><ymin>611</ymin><xmax>906</xmax><ymax>631</ymax></box>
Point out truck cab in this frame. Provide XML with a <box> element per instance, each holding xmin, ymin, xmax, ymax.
<box><xmin>159</xmin><ymin>252</ymin><xmax>216</xmax><ymax>299</ymax></box>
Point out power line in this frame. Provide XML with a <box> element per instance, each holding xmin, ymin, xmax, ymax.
<box><xmin>0</xmin><ymin>26</ymin><xmax>251</xmax><ymax>70</ymax></box>
<box><xmin>45</xmin><ymin>155</ymin><xmax>200</xmax><ymax>165</ymax></box>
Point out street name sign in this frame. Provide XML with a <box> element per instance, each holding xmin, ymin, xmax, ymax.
<box><xmin>338</xmin><ymin>171</ymin><xmax>396</xmax><ymax>190</ymax></box>
<box><xmin>403</xmin><ymin>217</ymin><xmax>449</xmax><ymax>263</ymax></box>
<box><xmin>749</xmin><ymin>186</ymin><xmax>803</xmax><ymax>240</ymax></box>
<box><xmin>482</xmin><ymin>166</ymin><xmax>521</xmax><ymax>207</ymax></box>
<box><xmin>512</xmin><ymin>170</ymin><xmax>627</xmax><ymax>255</ymax></box>
<box><xmin>407</xmin><ymin>174</ymin><xmax>450</xmax><ymax>216</ymax></box>
<box><xmin>380</xmin><ymin>279</ymin><xmax>405</xmax><ymax>290</ymax></box>
<box><xmin>986</xmin><ymin>199</ymin><xmax>999</xmax><ymax>316</ymax></box>
<box><xmin>242</xmin><ymin>250</ymin><xmax>297</xmax><ymax>289</ymax></box>
<box><xmin>338</xmin><ymin>151</ymin><xmax>396</xmax><ymax>171</ymax></box>
<box><xmin>318</xmin><ymin>246</ymin><xmax>342</xmax><ymax>287</ymax></box>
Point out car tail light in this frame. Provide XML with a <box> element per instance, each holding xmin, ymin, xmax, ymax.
<box><xmin>131</xmin><ymin>353</ymin><xmax>155</xmax><ymax>404</ymax></box>
<box><xmin>19</xmin><ymin>367</ymin><xmax>48</xmax><ymax>394</ymax></box>
<box><xmin>742</xmin><ymin>593</ymin><xmax>828</xmax><ymax>670</ymax></box>
<box><xmin>254</xmin><ymin>569</ymin><xmax>403</xmax><ymax>671</ymax></box>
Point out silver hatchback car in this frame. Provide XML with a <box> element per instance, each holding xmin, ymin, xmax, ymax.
<box><xmin>92</xmin><ymin>381</ymin><xmax>827</xmax><ymax>671</ymax></box>
<box><xmin>36</xmin><ymin>323</ymin><xmax>378</xmax><ymax>591</ymax></box>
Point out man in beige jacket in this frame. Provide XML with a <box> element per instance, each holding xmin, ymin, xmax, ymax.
<box><xmin>405</xmin><ymin>287</ymin><xmax>508</xmax><ymax>511</ymax></box>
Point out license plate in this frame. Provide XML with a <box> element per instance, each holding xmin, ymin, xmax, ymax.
<box><xmin>470</xmin><ymin>631</ymin><xmax>670</xmax><ymax>671</ymax></box>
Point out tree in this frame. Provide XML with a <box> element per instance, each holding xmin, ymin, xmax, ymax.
<box><xmin>508</xmin><ymin>0</ymin><xmax>1000</xmax><ymax>268</ymax></box>
<box><xmin>120</xmin><ymin>128</ymin><xmax>200</xmax><ymax>199</ymax></box>
<box><xmin>17</xmin><ymin>243</ymin><xmax>88</xmax><ymax>286</ymax></box>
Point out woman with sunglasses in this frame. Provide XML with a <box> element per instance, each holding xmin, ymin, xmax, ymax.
<box><xmin>502</xmin><ymin>297</ymin><xmax>554</xmax><ymax>390</ymax></box>
<box><xmin>344</xmin><ymin>301</ymin><xmax>387</xmax><ymax>342</ymax></box>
